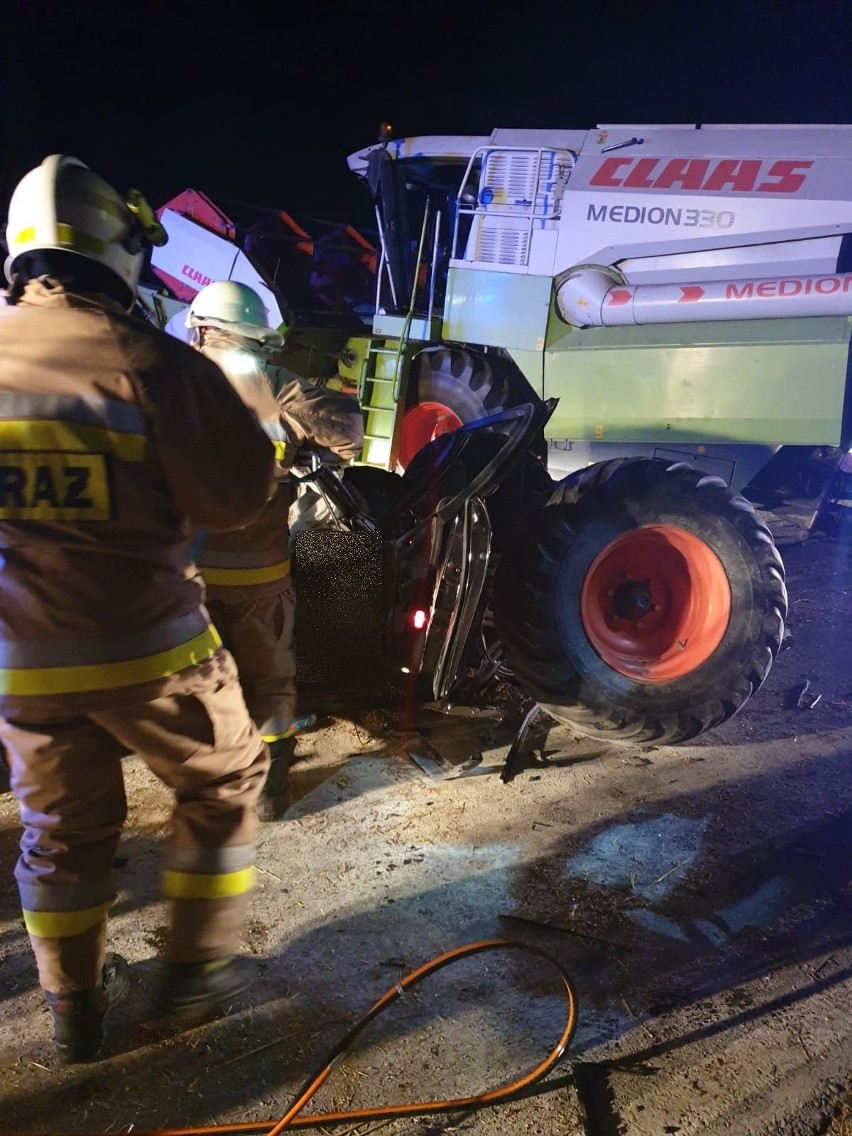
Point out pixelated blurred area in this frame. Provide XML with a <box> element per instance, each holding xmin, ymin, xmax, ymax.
<box><xmin>293</xmin><ymin>529</ymin><xmax>384</xmax><ymax>708</ymax></box>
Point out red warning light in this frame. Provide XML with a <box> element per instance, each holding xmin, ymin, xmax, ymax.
<box><xmin>412</xmin><ymin>609</ymin><xmax>427</xmax><ymax>629</ymax></box>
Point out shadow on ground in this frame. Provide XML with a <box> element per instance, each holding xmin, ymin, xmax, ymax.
<box><xmin>1</xmin><ymin>731</ymin><xmax>851</xmax><ymax>1133</ymax></box>
<box><xmin>1</xmin><ymin>521</ymin><xmax>851</xmax><ymax>1132</ymax></box>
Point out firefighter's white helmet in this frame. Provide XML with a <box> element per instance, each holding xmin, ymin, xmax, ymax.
<box><xmin>3</xmin><ymin>155</ymin><xmax>166</xmax><ymax>304</ymax></box>
<box><xmin>186</xmin><ymin>280</ymin><xmax>283</xmax><ymax>348</ymax></box>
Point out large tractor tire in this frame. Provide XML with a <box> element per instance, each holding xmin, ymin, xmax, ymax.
<box><xmin>494</xmin><ymin>458</ymin><xmax>787</xmax><ymax>744</ymax></box>
<box><xmin>398</xmin><ymin>347</ymin><xmax>513</xmax><ymax>468</ymax></box>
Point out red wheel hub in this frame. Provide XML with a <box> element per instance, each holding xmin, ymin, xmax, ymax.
<box><xmin>579</xmin><ymin>525</ymin><xmax>731</xmax><ymax>682</ymax></box>
<box><xmin>399</xmin><ymin>402</ymin><xmax>463</xmax><ymax>468</ymax></box>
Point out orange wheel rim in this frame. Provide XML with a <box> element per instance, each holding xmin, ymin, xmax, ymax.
<box><xmin>579</xmin><ymin>525</ymin><xmax>731</xmax><ymax>681</ymax></box>
<box><xmin>399</xmin><ymin>402</ymin><xmax>463</xmax><ymax>468</ymax></box>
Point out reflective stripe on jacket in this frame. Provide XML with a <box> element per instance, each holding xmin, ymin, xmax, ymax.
<box><xmin>198</xmin><ymin>484</ymin><xmax>293</xmax><ymax>600</ymax></box>
<box><xmin>197</xmin><ymin>549</ymin><xmax>290</xmax><ymax>588</ymax></box>
<box><xmin>0</xmin><ymin>391</ymin><xmax>149</xmax><ymax>464</ymax></box>
<box><xmin>195</xmin><ymin>339</ymin><xmax>364</xmax><ymax>603</ymax></box>
<box><xmin>0</xmin><ymin>611</ymin><xmax>221</xmax><ymax>696</ymax></box>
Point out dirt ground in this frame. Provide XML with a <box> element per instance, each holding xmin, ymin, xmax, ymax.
<box><xmin>1</xmin><ymin>505</ymin><xmax>852</xmax><ymax>1136</ymax></box>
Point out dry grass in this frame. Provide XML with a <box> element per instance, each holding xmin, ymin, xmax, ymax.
<box><xmin>825</xmin><ymin>1091</ymin><xmax>852</xmax><ymax>1135</ymax></box>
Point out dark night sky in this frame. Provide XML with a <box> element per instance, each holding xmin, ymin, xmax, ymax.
<box><xmin>3</xmin><ymin>0</ymin><xmax>851</xmax><ymax>233</ymax></box>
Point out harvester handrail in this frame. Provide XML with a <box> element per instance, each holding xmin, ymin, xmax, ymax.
<box><xmin>451</xmin><ymin>145</ymin><xmax>575</xmax><ymax>265</ymax></box>
<box><xmin>392</xmin><ymin>202</ymin><xmax>433</xmax><ymax>402</ymax></box>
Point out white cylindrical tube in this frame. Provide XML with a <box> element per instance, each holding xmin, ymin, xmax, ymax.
<box><xmin>600</xmin><ymin>272</ymin><xmax>852</xmax><ymax>326</ymax></box>
<box><xmin>555</xmin><ymin>268</ymin><xmax>624</xmax><ymax>327</ymax></box>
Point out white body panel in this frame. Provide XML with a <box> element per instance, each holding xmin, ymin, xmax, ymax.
<box><xmin>353</xmin><ymin>124</ymin><xmax>852</xmax><ymax>327</ymax></box>
<box><xmin>561</xmin><ymin>188</ymin><xmax>852</xmax><ymax>274</ymax></box>
<box><xmin>150</xmin><ymin>210</ymin><xmax>285</xmax><ymax>327</ymax></box>
<box><xmin>557</xmin><ymin>132</ymin><xmax>852</xmax><ymax>284</ymax></box>
<box><xmin>619</xmin><ymin>236</ymin><xmax>843</xmax><ymax>285</ymax></box>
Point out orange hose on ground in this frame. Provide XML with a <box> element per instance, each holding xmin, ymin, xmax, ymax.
<box><xmin>87</xmin><ymin>938</ymin><xmax>578</xmax><ymax>1135</ymax></box>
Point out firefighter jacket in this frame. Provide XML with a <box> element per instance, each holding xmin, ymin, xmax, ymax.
<box><xmin>195</xmin><ymin>337</ymin><xmax>365</xmax><ymax>603</ymax></box>
<box><xmin>0</xmin><ymin>279</ymin><xmax>275</xmax><ymax>720</ymax></box>
<box><xmin>274</xmin><ymin>371</ymin><xmax>365</xmax><ymax>469</ymax></box>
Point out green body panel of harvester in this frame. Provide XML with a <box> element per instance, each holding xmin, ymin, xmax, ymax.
<box><xmin>335</xmin><ymin>310</ymin><xmax>852</xmax><ymax>471</ymax></box>
<box><xmin>538</xmin><ymin>315</ymin><xmax>851</xmax><ymax>447</ymax></box>
<box><xmin>441</xmin><ymin>266</ymin><xmax>851</xmax><ymax>447</ymax></box>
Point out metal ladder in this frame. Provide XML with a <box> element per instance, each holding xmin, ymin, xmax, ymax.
<box><xmin>356</xmin><ymin>206</ymin><xmax>433</xmax><ymax>470</ymax></box>
<box><xmin>357</xmin><ymin>338</ymin><xmax>406</xmax><ymax>469</ymax></box>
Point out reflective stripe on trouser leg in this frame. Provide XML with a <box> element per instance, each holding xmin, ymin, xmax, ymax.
<box><xmin>90</xmin><ymin>650</ymin><xmax>269</xmax><ymax>962</ymax></box>
<box><xmin>0</xmin><ymin>715</ymin><xmax>127</xmax><ymax>994</ymax></box>
<box><xmin>261</xmin><ymin>713</ymin><xmax>292</xmax><ymax>743</ymax></box>
<box><xmin>163</xmin><ymin>843</ymin><xmax>257</xmax><ymax>962</ymax></box>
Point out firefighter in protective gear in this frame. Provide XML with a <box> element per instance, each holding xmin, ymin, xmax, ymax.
<box><xmin>185</xmin><ymin>281</ymin><xmax>364</xmax><ymax>820</ymax></box>
<box><xmin>0</xmin><ymin>156</ymin><xmax>276</xmax><ymax>1062</ymax></box>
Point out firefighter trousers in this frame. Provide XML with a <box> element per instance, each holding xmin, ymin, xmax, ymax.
<box><xmin>205</xmin><ymin>581</ymin><xmax>297</xmax><ymax>742</ymax></box>
<box><xmin>0</xmin><ymin>650</ymin><xmax>269</xmax><ymax>996</ymax></box>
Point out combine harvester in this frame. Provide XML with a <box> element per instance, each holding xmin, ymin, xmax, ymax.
<box><xmin>291</xmin><ymin>123</ymin><xmax>852</xmax><ymax>746</ymax></box>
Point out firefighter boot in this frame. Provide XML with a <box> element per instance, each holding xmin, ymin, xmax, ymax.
<box><xmin>257</xmin><ymin>737</ymin><xmax>297</xmax><ymax>822</ymax></box>
<box><xmin>156</xmin><ymin>957</ymin><xmax>253</xmax><ymax>1022</ymax></box>
<box><xmin>45</xmin><ymin>953</ymin><xmax>130</xmax><ymax>1064</ymax></box>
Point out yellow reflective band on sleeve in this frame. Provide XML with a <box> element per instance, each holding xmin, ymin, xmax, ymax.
<box><xmin>163</xmin><ymin>866</ymin><xmax>256</xmax><ymax>900</ymax></box>
<box><xmin>0</xmin><ymin>625</ymin><xmax>221</xmax><ymax>696</ymax></box>
<box><xmin>0</xmin><ymin>421</ymin><xmax>146</xmax><ymax>461</ymax></box>
<box><xmin>272</xmin><ymin>441</ymin><xmax>288</xmax><ymax>461</ymax></box>
<box><xmin>23</xmin><ymin>901</ymin><xmax>112</xmax><ymax>939</ymax></box>
<box><xmin>201</xmin><ymin>561</ymin><xmax>290</xmax><ymax>587</ymax></box>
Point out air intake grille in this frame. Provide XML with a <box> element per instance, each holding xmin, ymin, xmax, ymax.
<box><xmin>476</xmin><ymin>223</ymin><xmax>531</xmax><ymax>265</ymax></box>
<box><xmin>481</xmin><ymin>152</ymin><xmax>539</xmax><ymax>207</ymax></box>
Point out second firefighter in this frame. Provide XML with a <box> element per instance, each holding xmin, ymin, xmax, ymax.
<box><xmin>185</xmin><ymin>281</ymin><xmax>364</xmax><ymax>819</ymax></box>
